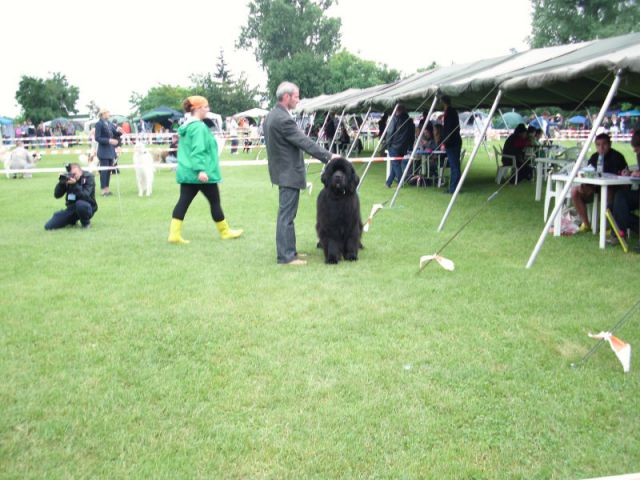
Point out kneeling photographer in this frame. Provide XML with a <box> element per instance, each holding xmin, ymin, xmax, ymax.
<box><xmin>44</xmin><ymin>163</ymin><xmax>98</xmax><ymax>230</ymax></box>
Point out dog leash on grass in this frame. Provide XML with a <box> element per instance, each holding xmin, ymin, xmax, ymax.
<box><xmin>570</xmin><ymin>298</ymin><xmax>640</xmax><ymax>370</ymax></box>
<box><xmin>418</xmin><ymin>158</ymin><xmax>535</xmax><ymax>273</ymax></box>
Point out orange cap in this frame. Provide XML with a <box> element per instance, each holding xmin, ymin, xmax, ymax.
<box><xmin>188</xmin><ymin>95</ymin><xmax>208</xmax><ymax>110</ymax></box>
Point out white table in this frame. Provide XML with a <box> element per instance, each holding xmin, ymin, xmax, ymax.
<box><xmin>550</xmin><ymin>173</ymin><xmax>639</xmax><ymax>248</ymax></box>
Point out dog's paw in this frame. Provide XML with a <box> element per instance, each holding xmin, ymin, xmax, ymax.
<box><xmin>325</xmin><ymin>256</ymin><xmax>339</xmax><ymax>264</ymax></box>
<box><xmin>344</xmin><ymin>253</ymin><xmax>358</xmax><ymax>261</ymax></box>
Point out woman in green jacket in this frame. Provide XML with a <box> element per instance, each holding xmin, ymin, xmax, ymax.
<box><xmin>168</xmin><ymin>96</ymin><xmax>243</xmax><ymax>243</ymax></box>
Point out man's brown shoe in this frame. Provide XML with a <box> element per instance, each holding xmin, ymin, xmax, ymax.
<box><xmin>283</xmin><ymin>258</ymin><xmax>307</xmax><ymax>266</ymax></box>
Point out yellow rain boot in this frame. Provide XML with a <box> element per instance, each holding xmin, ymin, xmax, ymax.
<box><xmin>215</xmin><ymin>219</ymin><xmax>243</xmax><ymax>240</ymax></box>
<box><xmin>168</xmin><ymin>218</ymin><xmax>190</xmax><ymax>244</ymax></box>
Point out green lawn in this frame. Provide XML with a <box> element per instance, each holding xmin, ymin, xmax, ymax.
<box><xmin>1</xmin><ymin>141</ymin><xmax>638</xmax><ymax>479</ymax></box>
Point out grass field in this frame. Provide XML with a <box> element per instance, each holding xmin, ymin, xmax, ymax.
<box><xmin>1</xmin><ymin>141</ymin><xmax>638</xmax><ymax>479</ymax></box>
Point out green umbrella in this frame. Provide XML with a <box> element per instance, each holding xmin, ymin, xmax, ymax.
<box><xmin>493</xmin><ymin>112</ymin><xmax>525</xmax><ymax>129</ymax></box>
<box><xmin>141</xmin><ymin>106</ymin><xmax>183</xmax><ymax>123</ymax></box>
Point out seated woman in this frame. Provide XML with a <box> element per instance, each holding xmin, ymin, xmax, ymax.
<box><xmin>418</xmin><ymin>122</ymin><xmax>437</xmax><ymax>151</ymax></box>
<box><xmin>502</xmin><ymin>123</ymin><xmax>531</xmax><ymax>180</ymax></box>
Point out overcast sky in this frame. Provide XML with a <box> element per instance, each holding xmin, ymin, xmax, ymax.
<box><xmin>1</xmin><ymin>0</ymin><xmax>532</xmax><ymax>118</ymax></box>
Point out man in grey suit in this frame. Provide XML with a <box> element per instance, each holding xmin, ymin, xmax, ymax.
<box><xmin>263</xmin><ymin>81</ymin><xmax>339</xmax><ymax>265</ymax></box>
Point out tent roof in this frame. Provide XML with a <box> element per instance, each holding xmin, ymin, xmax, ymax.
<box><xmin>233</xmin><ymin>107</ymin><xmax>269</xmax><ymax>119</ymax></box>
<box><xmin>296</xmin><ymin>32</ymin><xmax>640</xmax><ymax>113</ymax></box>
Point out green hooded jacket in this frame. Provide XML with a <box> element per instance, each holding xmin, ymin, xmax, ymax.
<box><xmin>176</xmin><ymin>119</ymin><xmax>221</xmax><ymax>184</ymax></box>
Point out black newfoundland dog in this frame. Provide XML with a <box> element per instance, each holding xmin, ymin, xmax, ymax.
<box><xmin>316</xmin><ymin>157</ymin><xmax>363</xmax><ymax>264</ymax></box>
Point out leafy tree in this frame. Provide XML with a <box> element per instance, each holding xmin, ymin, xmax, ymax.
<box><xmin>86</xmin><ymin>100</ymin><xmax>100</xmax><ymax>118</ymax></box>
<box><xmin>129</xmin><ymin>84</ymin><xmax>191</xmax><ymax>114</ymax></box>
<box><xmin>15</xmin><ymin>73</ymin><xmax>79</xmax><ymax>124</ymax></box>
<box><xmin>238</xmin><ymin>0</ymin><xmax>340</xmax><ymax>67</ymax></box>
<box><xmin>190</xmin><ymin>73</ymin><xmax>261</xmax><ymax>118</ymax></box>
<box><xmin>237</xmin><ymin>0</ymin><xmax>341</xmax><ymax>98</ymax></box>
<box><xmin>215</xmin><ymin>49</ymin><xmax>232</xmax><ymax>82</ymax></box>
<box><xmin>529</xmin><ymin>0</ymin><xmax>640</xmax><ymax>47</ymax></box>
<box><xmin>324</xmin><ymin>50</ymin><xmax>401</xmax><ymax>94</ymax></box>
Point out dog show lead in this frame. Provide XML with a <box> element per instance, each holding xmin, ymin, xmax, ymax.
<box><xmin>167</xmin><ymin>95</ymin><xmax>243</xmax><ymax>244</ymax></box>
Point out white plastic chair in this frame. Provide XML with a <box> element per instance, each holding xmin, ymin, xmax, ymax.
<box><xmin>494</xmin><ymin>146</ymin><xmax>517</xmax><ymax>184</ymax></box>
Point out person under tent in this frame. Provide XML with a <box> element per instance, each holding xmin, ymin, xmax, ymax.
<box><xmin>502</xmin><ymin>123</ymin><xmax>531</xmax><ymax>181</ymax></box>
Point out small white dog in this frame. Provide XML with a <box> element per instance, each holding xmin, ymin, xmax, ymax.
<box><xmin>133</xmin><ymin>142</ymin><xmax>155</xmax><ymax>197</ymax></box>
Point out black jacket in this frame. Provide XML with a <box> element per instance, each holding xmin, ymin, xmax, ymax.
<box><xmin>442</xmin><ymin>106</ymin><xmax>462</xmax><ymax>148</ymax></box>
<box><xmin>55</xmin><ymin>171</ymin><xmax>98</xmax><ymax>212</ymax></box>
<box><xmin>385</xmin><ymin>112</ymin><xmax>415</xmax><ymax>155</ymax></box>
<box><xmin>95</xmin><ymin>119</ymin><xmax>117</xmax><ymax>160</ymax></box>
<box><xmin>587</xmin><ymin>148</ymin><xmax>628</xmax><ymax>174</ymax></box>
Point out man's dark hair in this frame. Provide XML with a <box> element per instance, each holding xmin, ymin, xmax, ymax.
<box><xmin>68</xmin><ymin>162</ymin><xmax>81</xmax><ymax>170</ymax></box>
<box><xmin>441</xmin><ymin>95</ymin><xmax>452</xmax><ymax>106</ymax></box>
<box><xmin>630</xmin><ymin>130</ymin><xmax>639</xmax><ymax>148</ymax></box>
<box><xmin>527</xmin><ymin>125</ymin><xmax>537</xmax><ymax>134</ymax></box>
<box><xmin>595</xmin><ymin>133</ymin><xmax>611</xmax><ymax>144</ymax></box>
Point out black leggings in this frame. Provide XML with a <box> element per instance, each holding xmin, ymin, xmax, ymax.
<box><xmin>172</xmin><ymin>183</ymin><xmax>224</xmax><ymax>222</ymax></box>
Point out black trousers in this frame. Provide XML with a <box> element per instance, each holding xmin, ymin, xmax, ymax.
<box><xmin>44</xmin><ymin>201</ymin><xmax>94</xmax><ymax>230</ymax></box>
<box><xmin>99</xmin><ymin>158</ymin><xmax>114</xmax><ymax>189</ymax></box>
<box><xmin>613</xmin><ymin>188</ymin><xmax>639</xmax><ymax>232</ymax></box>
<box><xmin>172</xmin><ymin>183</ymin><xmax>225</xmax><ymax>222</ymax></box>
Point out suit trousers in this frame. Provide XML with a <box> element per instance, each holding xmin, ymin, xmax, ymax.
<box><xmin>276</xmin><ymin>186</ymin><xmax>301</xmax><ymax>264</ymax></box>
<box><xmin>98</xmin><ymin>158</ymin><xmax>114</xmax><ymax>189</ymax></box>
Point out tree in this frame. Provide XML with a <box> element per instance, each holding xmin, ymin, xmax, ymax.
<box><xmin>129</xmin><ymin>84</ymin><xmax>191</xmax><ymax>114</ymax></box>
<box><xmin>15</xmin><ymin>72</ymin><xmax>79</xmax><ymax>124</ymax></box>
<box><xmin>86</xmin><ymin>100</ymin><xmax>100</xmax><ymax>118</ymax></box>
<box><xmin>215</xmin><ymin>49</ymin><xmax>232</xmax><ymax>82</ymax></box>
<box><xmin>190</xmin><ymin>73</ymin><xmax>262</xmax><ymax>118</ymax></box>
<box><xmin>237</xmin><ymin>0</ymin><xmax>341</xmax><ymax>98</ymax></box>
<box><xmin>324</xmin><ymin>50</ymin><xmax>401</xmax><ymax>94</ymax></box>
<box><xmin>529</xmin><ymin>0</ymin><xmax>640</xmax><ymax>47</ymax></box>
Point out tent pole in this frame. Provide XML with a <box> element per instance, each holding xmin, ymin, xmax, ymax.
<box><xmin>526</xmin><ymin>72</ymin><xmax>622</xmax><ymax>268</ymax></box>
<box><xmin>315</xmin><ymin>112</ymin><xmax>330</xmax><ymax>145</ymax></box>
<box><xmin>498</xmin><ymin>109</ymin><xmax>509</xmax><ymax>131</ymax></box>
<box><xmin>389</xmin><ymin>94</ymin><xmax>439</xmax><ymax>208</ymax></box>
<box><xmin>473</xmin><ymin>112</ymin><xmax>492</xmax><ymax>161</ymax></box>
<box><xmin>438</xmin><ymin>89</ymin><xmax>503</xmax><ymax>232</ymax></box>
<box><xmin>305</xmin><ymin>113</ymin><xmax>316</xmax><ymax>137</ymax></box>
<box><xmin>531</xmin><ymin>110</ymin><xmax>550</xmax><ymax>140</ymax></box>
<box><xmin>357</xmin><ymin>104</ymin><xmax>399</xmax><ymax>192</ymax></box>
<box><xmin>328</xmin><ymin>108</ymin><xmax>346</xmax><ymax>153</ymax></box>
<box><xmin>346</xmin><ymin>107</ymin><xmax>371</xmax><ymax>159</ymax></box>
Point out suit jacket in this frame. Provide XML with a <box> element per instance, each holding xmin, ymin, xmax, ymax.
<box><xmin>95</xmin><ymin>119</ymin><xmax>117</xmax><ymax>159</ymax></box>
<box><xmin>263</xmin><ymin>104</ymin><xmax>332</xmax><ymax>189</ymax></box>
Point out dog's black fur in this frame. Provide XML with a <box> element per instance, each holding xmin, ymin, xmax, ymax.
<box><xmin>316</xmin><ymin>157</ymin><xmax>363</xmax><ymax>264</ymax></box>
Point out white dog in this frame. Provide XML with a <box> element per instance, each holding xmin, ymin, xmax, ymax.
<box><xmin>133</xmin><ymin>142</ymin><xmax>155</xmax><ymax>197</ymax></box>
